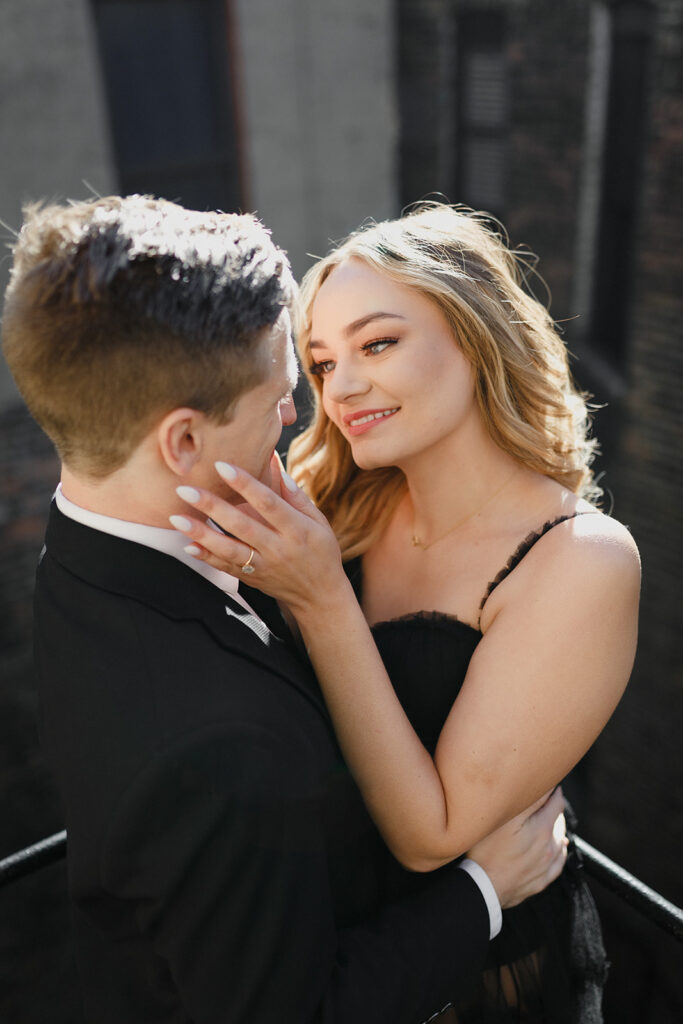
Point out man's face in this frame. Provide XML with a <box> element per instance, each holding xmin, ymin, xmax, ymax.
<box><xmin>198</xmin><ymin>311</ymin><xmax>299</xmax><ymax>499</ymax></box>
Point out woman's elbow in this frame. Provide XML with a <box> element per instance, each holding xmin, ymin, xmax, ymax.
<box><xmin>389</xmin><ymin>836</ymin><xmax>458</xmax><ymax>873</ymax></box>
<box><xmin>403</xmin><ymin>853</ymin><xmax>454</xmax><ymax>872</ymax></box>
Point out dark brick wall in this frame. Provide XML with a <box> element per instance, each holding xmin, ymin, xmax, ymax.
<box><xmin>579</xmin><ymin>2</ymin><xmax>683</xmax><ymax>1016</ymax></box>
<box><xmin>0</xmin><ymin>405</ymin><xmax>59</xmax><ymax>663</ymax></box>
<box><xmin>0</xmin><ymin>405</ymin><xmax>83</xmax><ymax>1021</ymax></box>
<box><xmin>397</xmin><ymin>0</ymin><xmax>683</xmax><ymax>1018</ymax></box>
<box><xmin>0</xmin><ymin>403</ymin><xmax>61</xmax><ymax>859</ymax></box>
<box><xmin>588</xmin><ymin>55</ymin><xmax>683</xmax><ymax>896</ymax></box>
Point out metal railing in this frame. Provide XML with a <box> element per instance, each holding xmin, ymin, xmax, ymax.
<box><xmin>572</xmin><ymin>835</ymin><xmax>683</xmax><ymax>941</ymax></box>
<box><xmin>1</xmin><ymin>827</ymin><xmax>681</xmax><ymax>941</ymax></box>
<box><xmin>0</xmin><ymin>830</ymin><xmax>66</xmax><ymax>888</ymax></box>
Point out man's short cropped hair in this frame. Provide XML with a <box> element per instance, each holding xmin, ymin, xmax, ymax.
<box><xmin>1</xmin><ymin>195</ymin><xmax>295</xmax><ymax>477</ymax></box>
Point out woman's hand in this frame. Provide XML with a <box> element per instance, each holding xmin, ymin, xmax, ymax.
<box><xmin>466</xmin><ymin>787</ymin><xmax>568</xmax><ymax>909</ymax></box>
<box><xmin>170</xmin><ymin>456</ymin><xmax>348</xmax><ymax>613</ymax></box>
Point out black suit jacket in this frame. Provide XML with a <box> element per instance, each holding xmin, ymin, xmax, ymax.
<box><xmin>34</xmin><ymin>503</ymin><xmax>489</xmax><ymax>1023</ymax></box>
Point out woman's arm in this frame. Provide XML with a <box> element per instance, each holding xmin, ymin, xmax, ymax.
<box><xmin>174</xmin><ymin>463</ymin><xmax>640</xmax><ymax>870</ymax></box>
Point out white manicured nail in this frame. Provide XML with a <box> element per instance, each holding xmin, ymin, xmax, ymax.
<box><xmin>184</xmin><ymin>544</ymin><xmax>201</xmax><ymax>556</ymax></box>
<box><xmin>169</xmin><ymin>515</ymin><xmax>193</xmax><ymax>532</ymax></box>
<box><xmin>215</xmin><ymin>461</ymin><xmax>237</xmax><ymax>481</ymax></box>
<box><xmin>281</xmin><ymin>470</ymin><xmax>298</xmax><ymax>492</ymax></box>
<box><xmin>176</xmin><ymin>485</ymin><xmax>201</xmax><ymax>503</ymax></box>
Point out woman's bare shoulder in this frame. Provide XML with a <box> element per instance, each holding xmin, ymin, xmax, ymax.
<box><xmin>509</xmin><ymin>474</ymin><xmax>638</xmax><ymax>559</ymax></box>
<box><xmin>513</xmin><ymin>509</ymin><xmax>641</xmax><ymax>631</ymax></box>
<box><xmin>481</xmin><ymin>499</ymin><xmax>640</xmax><ymax>631</ymax></box>
<box><xmin>546</xmin><ymin>502</ymin><xmax>640</xmax><ymax>572</ymax></box>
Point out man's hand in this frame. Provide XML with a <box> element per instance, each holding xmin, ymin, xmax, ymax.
<box><xmin>466</xmin><ymin>787</ymin><xmax>568</xmax><ymax>909</ymax></box>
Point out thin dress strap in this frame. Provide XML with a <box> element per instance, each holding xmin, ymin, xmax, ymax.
<box><xmin>478</xmin><ymin>512</ymin><xmax>595</xmax><ymax>627</ymax></box>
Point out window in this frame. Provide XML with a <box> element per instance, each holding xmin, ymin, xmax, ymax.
<box><xmin>455</xmin><ymin>9</ymin><xmax>508</xmax><ymax>217</ymax></box>
<box><xmin>91</xmin><ymin>0</ymin><xmax>242</xmax><ymax>212</ymax></box>
<box><xmin>586</xmin><ymin>0</ymin><xmax>655</xmax><ymax>365</ymax></box>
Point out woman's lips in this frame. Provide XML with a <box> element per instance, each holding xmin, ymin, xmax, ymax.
<box><xmin>343</xmin><ymin>407</ymin><xmax>399</xmax><ymax>437</ymax></box>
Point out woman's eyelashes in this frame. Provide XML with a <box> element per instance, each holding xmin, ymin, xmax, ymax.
<box><xmin>309</xmin><ymin>357</ymin><xmax>335</xmax><ymax>377</ymax></box>
<box><xmin>362</xmin><ymin>337</ymin><xmax>398</xmax><ymax>355</ymax></box>
<box><xmin>309</xmin><ymin>337</ymin><xmax>398</xmax><ymax>377</ymax></box>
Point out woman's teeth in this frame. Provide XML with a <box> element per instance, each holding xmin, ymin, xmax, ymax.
<box><xmin>349</xmin><ymin>409</ymin><xmax>398</xmax><ymax>426</ymax></box>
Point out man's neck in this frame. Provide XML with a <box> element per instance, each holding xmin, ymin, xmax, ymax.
<box><xmin>60</xmin><ymin>462</ymin><xmax>175</xmax><ymax>529</ymax></box>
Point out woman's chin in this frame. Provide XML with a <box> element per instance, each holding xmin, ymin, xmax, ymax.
<box><xmin>350</xmin><ymin>447</ymin><xmax>395</xmax><ymax>472</ymax></box>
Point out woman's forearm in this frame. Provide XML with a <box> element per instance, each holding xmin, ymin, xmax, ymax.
<box><xmin>291</xmin><ymin>578</ymin><xmax>472</xmax><ymax>869</ymax></box>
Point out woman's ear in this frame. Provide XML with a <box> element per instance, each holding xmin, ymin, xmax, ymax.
<box><xmin>157</xmin><ymin>407</ymin><xmax>205</xmax><ymax>477</ymax></box>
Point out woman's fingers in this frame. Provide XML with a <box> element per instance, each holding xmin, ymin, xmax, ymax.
<box><xmin>168</xmin><ymin>509</ymin><xmax>257</xmax><ymax>574</ymax></box>
<box><xmin>215</xmin><ymin>460</ymin><xmax>329</xmax><ymax>528</ymax></box>
<box><xmin>519</xmin><ymin>787</ymin><xmax>557</xmax><ymax>819</ymax></box>
<box><xmin>174</xmin><ymin>463</ymin><xmax>327</xmax><ymax>552</ymax></box>
<box><xmin>213</xmin><ymin>462</ymin><xmax>297</xmax><ymax>533</ymax></box>
<box><xmin>170</xmin><ymin>462</ymin><xmax>344</xmax><ymax>606</ymax></box>
<box><xmin>170</xmin><ymin>461</ymin><xmax>341</xmax><ymax>593</ymax></box>
<box><xmin>505</xmin><ymin>785</ymin><xmax>564</xmax><ymax>835</ymax></box>
<box><xmin>171</xmin><ymin>476</ymin><xmax>315</xmax><ymax>565</ymax></box>
<box><xmin>547</xmin><ymin>815</ymin><xmax>569</xmax><ymax>884</ymax></box>
<box><xmin>173</xmin><ymin>485</ymin><xmax>274</xmax><ymax>552</ymax></box>
<box><xmin>530</xmin><ymin>785</ymin><xmax>565</xmax><ymax>825</ymax></box>
<box><xmin>531</xmin><ymin>789</ymin><xmax>567</xmax><ymax>887</ymax></box>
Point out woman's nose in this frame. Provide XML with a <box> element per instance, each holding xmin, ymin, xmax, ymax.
<box><xmin>325</xmin><ymin>360</ymin><xmax>371</xmax><ymax>404</ymax></box>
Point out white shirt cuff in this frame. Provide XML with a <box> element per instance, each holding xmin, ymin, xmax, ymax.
<box><xmin>458</xmin><ymin>858</ymin><xmax>503</xmax><ymax>939</ymax></box>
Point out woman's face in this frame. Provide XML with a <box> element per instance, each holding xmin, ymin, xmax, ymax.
<box><xmin>308</xmin><ymin>258</ymin><xmax>479</xmax><ymax>470</ymax></box>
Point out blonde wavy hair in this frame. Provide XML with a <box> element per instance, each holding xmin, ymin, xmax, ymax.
<box><xmin>289</xmin><ymin>204</ymin><xmax>599</xmax><ymax>560</ymax></box>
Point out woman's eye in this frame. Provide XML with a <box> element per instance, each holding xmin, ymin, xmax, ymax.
<box><xmin>309</xmin><ymin>359</ymin><xmax>335</xmax><ymax>377</ymax></box>
<box><xmin>363</xmin><ymin>338</ymin><xmax>397</xmax><ymax>355</ymax></box>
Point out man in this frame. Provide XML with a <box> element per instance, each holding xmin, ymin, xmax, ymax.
<box><xmin>2</xmin><ymin>196</ymin><xmax>566</xmax><ymax>1023</ymax></box>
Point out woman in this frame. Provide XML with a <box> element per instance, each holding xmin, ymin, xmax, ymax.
<box><xmin>174</xmin><ymin>205</ymin><xmax>641</xmax><ymax>1020</ymax></box>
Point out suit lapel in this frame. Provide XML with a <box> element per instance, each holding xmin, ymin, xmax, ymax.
<box><xmin>237</xmin><ymin>581</ymin><xmax>289</xmax><ymax>637</ymax></box>
<box><xmin>45</xmin><ymin>503</ymin><xmax>329</xmax><ymax>721</ymax></box>
<box><xmin>223</xmin><ymin>593</ymin><xmax>280</xmax><ymax>646</ymax></box>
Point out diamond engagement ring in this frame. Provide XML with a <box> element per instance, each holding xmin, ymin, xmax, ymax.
<box><xmin>240</xmin><ymin>548</ymin><xmax>256</xmax><ymax>574</ymax></box>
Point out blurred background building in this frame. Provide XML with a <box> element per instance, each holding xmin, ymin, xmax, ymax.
<box><xmin>0</xmin><ymin>0</ymin><xmax>681</xmax><ymax>1020</ymax></box>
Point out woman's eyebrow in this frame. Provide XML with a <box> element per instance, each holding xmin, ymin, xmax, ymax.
<box><xmin>310</xmin><ymin>311</ymin><xmax>406</xmax><ymax>349</ymax></box>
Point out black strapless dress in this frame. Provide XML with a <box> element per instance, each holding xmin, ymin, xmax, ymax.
<box><xmin>346</xmin><ymin>515</ymin><xmax>608</xmax><ymax>1023</ymax></box>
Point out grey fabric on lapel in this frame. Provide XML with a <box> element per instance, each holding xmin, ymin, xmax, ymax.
<box><xmin>224</xmin><ymin>598</ymin><xmax>276</xmax><ymax>645</ymax></box>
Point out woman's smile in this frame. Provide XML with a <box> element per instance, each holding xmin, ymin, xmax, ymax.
<box><xmin>343</xmin><ymin>407</ymin><xmax>400</xmax><ymax>436</ymax></box>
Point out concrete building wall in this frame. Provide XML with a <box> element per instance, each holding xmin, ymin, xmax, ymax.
<box><xmin>0</xmin><ymin>0</ymin><xmax>117</xmax><ymax>409</ymax></box>
<box><xmin>235</xmin><ymin>0</ymin><xmax>399</xmax><ymax>278</ymax></box>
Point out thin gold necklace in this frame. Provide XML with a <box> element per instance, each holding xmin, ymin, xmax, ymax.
<box><xmin>411</xmin><ymin>468</ymin><xmax>520</xmax><ymax>550</ymax></box>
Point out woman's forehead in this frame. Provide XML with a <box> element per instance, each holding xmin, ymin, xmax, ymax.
<box><xmin>311</xmin><ymin>259</ymin><xmax>440</xmax><ymax>336</ymax></box>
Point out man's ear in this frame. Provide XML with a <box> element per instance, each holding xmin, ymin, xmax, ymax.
<box><xmin>157</xmin><ymin>407</ymin><xmax>206</xmax><ymax>477</ymax></box>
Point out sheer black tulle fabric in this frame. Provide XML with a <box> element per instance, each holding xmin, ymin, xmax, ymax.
<box><xmin>345</xmin><ymin>530</ymin><xmax>608</xmax><ymax>1022</ymax></box>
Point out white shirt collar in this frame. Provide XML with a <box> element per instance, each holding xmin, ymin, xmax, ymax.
<box><xmin>54</xmin><ymin>483</ymin><xmax>246</xmax><ymax>602</ymax></box>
